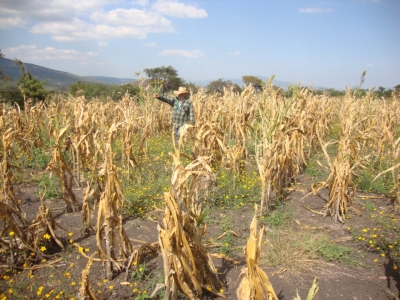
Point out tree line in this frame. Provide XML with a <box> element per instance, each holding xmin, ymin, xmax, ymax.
<box><xmin>1</xmin><ymin>52</ymin><xmax>399</xmax><ymax>107</ymax></box>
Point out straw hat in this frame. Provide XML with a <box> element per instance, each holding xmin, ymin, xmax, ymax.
<box><xmin>174</xmin><ymin>86</ymin><xmax>189</xmax><ymax>96</ymax></box>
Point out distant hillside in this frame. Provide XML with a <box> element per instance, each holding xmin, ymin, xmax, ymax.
<box><xmin>83</xmin><ymin>76</ymin><xmax>135</xmax><ymax>85</ymax></box>
<box><xmin>0</xmin><ymin>57</ymin><xmax>311</xmax><ymax>92</ymax></box>
<box><xmin>0</xmin><ymin>58</ymin><xmax>111</xmax><ymax>89</ymax></box>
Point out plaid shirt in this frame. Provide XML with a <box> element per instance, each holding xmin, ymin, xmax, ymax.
<box><xmin>157</xmin><ymin>95</ymin><xmax>195</xmax><ymax>128</ymax></box>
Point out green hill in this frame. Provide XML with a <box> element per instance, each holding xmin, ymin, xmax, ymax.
<box><xmin>0</xmin><ymin>58</ymin><xmax>135</xmax><ymax>91</ymax></box>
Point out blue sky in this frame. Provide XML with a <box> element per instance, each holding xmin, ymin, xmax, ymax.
<box><xmin>0</xmin><ymin>0</ymin><xmax>399</xmax><ymax>89</ymax></box>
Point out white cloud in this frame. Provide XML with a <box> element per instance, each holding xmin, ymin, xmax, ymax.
<box><xmin>6</xmin><ymin>45</ymin><xmax>37</xmax><ymax>54</ymax></box>
<box><xmin>0</xmin><ymin>17</ymin><xmax>27</xmax><ymax>28</ymax></box>
<box><xmin>159</xmin><ymin>49</ymin><xmax>204</xmax><ymax>58</ymax></box>
<box><xmin>299</xmin><ymin>8</ymin><xmax>333</xmax><ymax>13</ymax></box>
<box><xmin>98</xmin><ymin>41</ymin><xmax>109</xmax><ymax>47</ymax></box>
<box><xmin>91</xmin><ymin>9</ymin><xmax>173</xmax><ymax>27</ymax></box>
<box><xmin>31</xmin><ymin>15</ymin><xmax>173</xmax><ymax>41</ymax></box>
<box><xmin>367</xmin><ymin>63</ymin><xmax>373</xmax><ymax>67</ymax></box>
<box><xmin>0</xmin><ymin>0</ymin><xmax>204</xmax><ymax>41</ymax></box>
<box><xmin>4</xmin><ymin>45</ymin><xmax>99</xmax><ymax>61</ymax></box>
<box><xmin>0</xmin><ymin>0</ymin><xmax>121</xmax><ymax>20</ymax></box>
<box><xmin>30</xmin><ymin>19</ymin><xmax>102</xmax><ymax>41</ymax></box>
<box><xmin>131</xmin><ymin>0</ymin><xmax>149</xmax><ymax>6</ymax></box>
<box><xmin>95</xmin><ymin>24</ymin><xmax>149</xmax><ymax>39</ymax></box>
<box><xmin>145</xmin><ymin>42</ymin><xmax>157</xmax><ymax>47</ymax></box>
<box><xmin>227</xmin><ymin>51</ymin><xmax>241</xmax><ymax>56</ymax></box>
<box><xmin>152</xmin><ymin>0</ymin><xmax>208</xmax><ymax>18</ymax></box>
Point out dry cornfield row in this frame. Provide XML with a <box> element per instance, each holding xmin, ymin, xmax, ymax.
<box><xmin>0</xmin><ymin>86</ymin><xmax>399</xmax><ymax>298</ymax></box>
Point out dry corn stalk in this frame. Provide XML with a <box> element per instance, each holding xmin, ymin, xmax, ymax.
<box><xmin>46</xmin><ymin>125</ymin><xmax>80</xmax><ymax>212</ymax></box>
<box><xmin>169</xmin><ymin>150</ymin><xmax>215</xmax><ymax>212</ymax></box>
<box><xmin>237</xmin><ymin>205</ymin><xmax>278</xmax><ymax>300</ymax></box>
<box><xmin>0</xmin><ymin>195</ymin><xmax>64</xmax><ymax>267</ymax></box>
<box><xmin>158</xmin><ymin>147</ymin><xmax>222</xmax><ymax>299</ymax></box>
<box><xmin>1</xmin><ymin>129</ymin><xmax>24</xmax><ymax>215</ymax></box>
<box><xmin>96</xmin><ymin>123</ymin><xmax>133</xmax><ymax>280</ymax></box>
<box><xmin>320</xmin><ymin>94</ymin><xmax>362</xmax><ymax>222</ymax></box>
<box><xmin>79</xmin><ymin>254</ymin><xmax>98</xmax><ymax>300</ymax></box>
<box><xmin>192</xmin><ymin>123</ymin><xmax>225</xmax><ymax>164</ymax></box>
<box><xmin>28</xmin><ymin>196</ymin><xmax>65</xmax><ymax>251</ymax></box>
<box><xmin>81</xmin><ymin>183</ymin><xmax>96</xmax><ymax>235</ymax></box>
<box><xmin>158</xmin><ymin>192</ymin><xmax>223</xmax><ymax>300</ymax></box>
<box><xmin>71</xmin><ymin>99</ymin><xmax>95</xmax><ymax>187</ymax></box>
<box><xmin>0</xmin><ymin>202</ymin><xmax>32</xmax><ymax>266</ymax></box>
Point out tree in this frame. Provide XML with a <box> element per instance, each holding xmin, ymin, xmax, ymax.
<box><xmin>68</xmin><ymin>81</ymin><xmax>140</xmax><ymax>101</ymax></box>
<box><xmin>143</xmin><ymin>66</ymin><xmax>185</xmax><ymax>93</ymax></box>
<box><xmin>109</xmin><ymin>84</ymin><xmax>139</xmax><ymax>101</ymax></box>
<box><xmin>242</xmin><ymin>75</ymin><xmax>263</xmax><ymax>91</ymax></box>
<box><xmin>14</xmin><ymin>59</ymin><xmax>48</xmax><ymax>102</ymax></box>
<box><xmin>375</xmin><ymin>86</ymin><xmax>386</xmax><ymax>98</ymax></box>
<box><xmin>183</xmin><ymin>82</ymin><xmax>199</xmax><ymax>94</ymax></box>
<box><xmin>206</xmin><ymin>78</ymin><xmax>241</xmax><ymax>95</ymax></box>
<box><xmin>68</xmin><ymin>81</ymin><xmax>108</xmax><ymax>100</ymax></box>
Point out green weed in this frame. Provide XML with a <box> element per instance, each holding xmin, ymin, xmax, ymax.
<box><xmin>261</xmin><ymin>203</ymin><xmax>293</xmax><ymax>227</ymax></box>
<box><xmin>304</xmin><ymin>163</ymin><xmax>321</xmax><ymax>179</ymax></box>
<box><xmin>317</xmin><ymin>236</ymin><xmax>361</xmax><ymax>266</ymax></box>
<box><xmin>131</xmin><ymin>263</ymin><xmax>148</xmax><ymax>281</ymax></box>
<box><xmin>354</xmin><ymin>158</ymin><xmax>396</xmax><ymax>195</ymax></box>
<box><xmin>362</xmin><ymin>200</ymin><xmax>376</xmax><ymax>212</ymax></box>
<box><xmin>36</xmin><ymin>174</ymin><xmax>61</xmax><ymax>200</ymax></box>
<box><xmin>262</xmin><ymin>227</ymin><xmax>361</xmax><ymax>274</ymax></box>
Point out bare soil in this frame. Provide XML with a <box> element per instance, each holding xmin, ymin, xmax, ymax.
<box><xmin>1</xmin><ymin>173</ymin><xmax>399</xmax><ymax>300</ymax></box>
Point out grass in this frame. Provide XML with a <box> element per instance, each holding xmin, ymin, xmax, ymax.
<box><xmin>259</xmin><ymin>203</ymin><xmax>362</xmax><ymax>275</ymax></box>
<box><xmin>261</xmin><ymin>227</ymin><xmax>362</xmax><ymax>274</ymax></box>
<box><xmin>261</xmin><ymin>202</ymin><xmax>294</xmax><ymax>227</ymax></box>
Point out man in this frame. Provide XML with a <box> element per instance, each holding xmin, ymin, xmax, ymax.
<box><xmin>154</xmin><ymin>86</ymin><xmax>195</xmax><ymax>143</ymax></box>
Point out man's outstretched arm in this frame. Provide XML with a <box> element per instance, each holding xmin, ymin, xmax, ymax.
<box><xmin>154</xmin><ymin>93</ymin><xmax>175</xmax><ymax>107</ymax></box>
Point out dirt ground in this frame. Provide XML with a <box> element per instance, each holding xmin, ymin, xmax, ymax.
<box><xmin>1</xmin><ymin>173</ymin><xmax>400</xmax><ymax>300</ymax></box>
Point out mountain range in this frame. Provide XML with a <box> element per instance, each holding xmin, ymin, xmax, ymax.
<box><xmin>0</xmin><ymin>57</ymin><xmax>295</xmax><ymax>90</ymax></box>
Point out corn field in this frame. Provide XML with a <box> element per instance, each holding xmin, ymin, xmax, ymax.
<box><xmin>0</xmin><ymin>84</ymin><xmax>399</xmax><ymax>299</ymax></box>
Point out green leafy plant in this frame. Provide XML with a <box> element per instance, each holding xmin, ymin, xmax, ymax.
<box><xmin>317</xmin><ymin>237</ymin><xmax>361</xmax><ymax>266</ymax></box>
<box><xmin>131</xmin><ymin>263</ymin><xmax>148</xmax><ymax>281</ymax></box>
<box><xmin>37</xmin><ymin>174</ymin><xmax>61</xmax><ymax>200</ymax></box>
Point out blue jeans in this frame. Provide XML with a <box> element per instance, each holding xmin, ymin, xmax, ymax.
<box><xmin>174</xmin><ymin>125</ymin><xmax>181</xmax><ymax>143</ymax></box>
